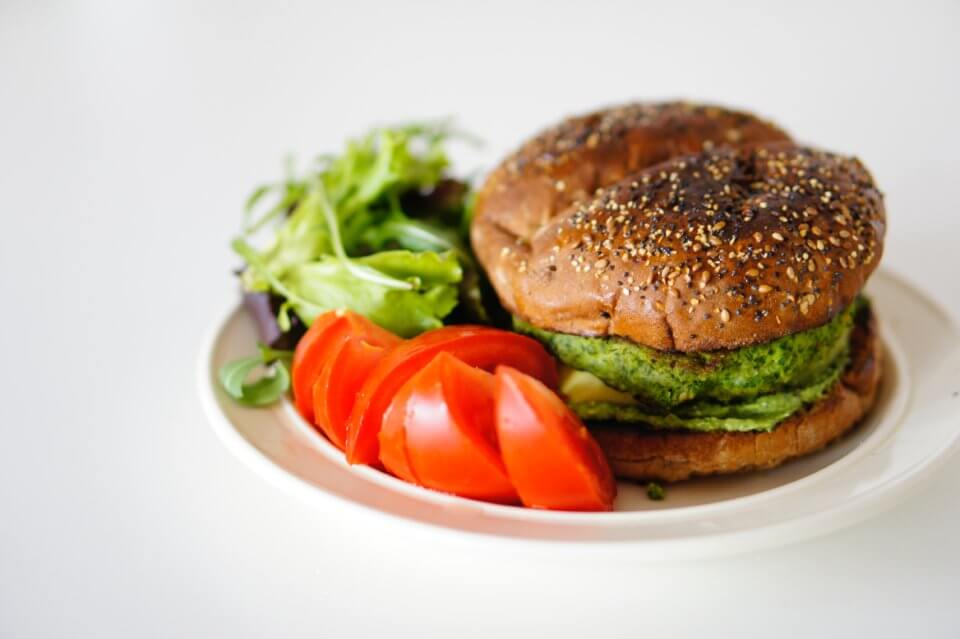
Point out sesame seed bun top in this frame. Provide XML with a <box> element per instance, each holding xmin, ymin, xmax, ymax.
<box><xmin>471</xmin><ymin>104</ymin><xmax>885</xmax><ymax>351</ymax></box>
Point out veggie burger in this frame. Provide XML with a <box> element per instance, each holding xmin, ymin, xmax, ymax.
<box><xmin>471</xmin><ymin>102</ymin><xmax>885</xmax><ymax>481</ymax></box>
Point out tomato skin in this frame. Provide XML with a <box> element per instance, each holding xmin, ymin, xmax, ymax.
<box><xmin>378</xmin><ymin>380</ymin><xmax>419</xmax><ymax>484</ymax></box>
<box><xmin>346</xmin><ymin>326</ymin><xmax>558</xmax><ymax>465</ymax></box>
<box><xmin>494</xmin><ymin>366</ymin><xmax>616</xmax><ymax>511</ymax></box>
<box><xmin>291</xmin><ymin>310</ymin><xmax>399</xmax><ymax>423</ymax></box>
<box><xmin>312</xmin><ymin>337</ymin><xmax>388</xmax><ymax>450</ymax></box>
<box><xmin>379</xmin><ymin>353</ymin><xmax>518</xmax><ymax>503</ymax></box>
<box><xmin>291</xmin><ymin>312</ymin><xmax>344</xmax><ymax>422</ymax></box>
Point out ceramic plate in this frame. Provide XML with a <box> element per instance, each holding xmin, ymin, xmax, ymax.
<box><xmin>198</xmin><ymin>270</ymin><xmax>960</xmax><ymax>559</ymax></box>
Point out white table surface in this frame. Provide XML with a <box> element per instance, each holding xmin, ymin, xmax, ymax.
<box><xmin>2</xmin><ymin>2</ymin><xmax>959</xmax><ymax>637</ymax></box>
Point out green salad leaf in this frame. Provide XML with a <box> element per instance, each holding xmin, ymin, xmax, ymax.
<box><xmin>279</xmin><ymin>250</ymin><xmax>462</xmax><ymax>337</ymax></box>
<box><xmin>234</xmin><ymin>122</ymin><xmax>479</xmax><ymax>340</ymax></box>
<box><xmin>218</xmin><ymin>345</ymin><xmax>293</xmax><ymax>407</ymax></box>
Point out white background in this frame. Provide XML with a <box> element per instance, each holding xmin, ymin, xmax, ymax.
<box><xmin>2</xmin><ymin>1</ymin><xmax>959</xmax><ymax>637</ymax></box>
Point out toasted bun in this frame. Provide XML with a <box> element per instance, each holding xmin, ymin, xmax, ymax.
<box><xmin>472</xmin><ymin>103</ymin><xmax>886</xmax><ymax>351</ymax></box>
<box><xmin>591</xmin><ymin>304</ymin><xmax>882</xmax><ymax>482</ymax></box>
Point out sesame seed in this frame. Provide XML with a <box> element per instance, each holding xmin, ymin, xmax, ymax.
<box><xmin>720</xmin><ymin>308</ymin><xmax>730</xmax><ymax>322</ymax></box>
<box><xmin>772</xmin><ymin>232</ymin><xmax>784</xmax><ymax>241</ymax></box>
<box><xmin>758</xmin><ymin>284</ymin><xmax>772</xmax><ymax>293</ymax></box>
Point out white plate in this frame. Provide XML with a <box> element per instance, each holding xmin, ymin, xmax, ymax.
<box><xmin>198</xmin><ymin>270</ymin><xmax>960</xmax><ymax>560</ymax></box>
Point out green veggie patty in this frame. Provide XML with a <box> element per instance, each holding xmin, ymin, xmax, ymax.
<box><xmin>515</xmin><ymin>299</ymin><xmax>864</xmax><ymax>433</ymax></box>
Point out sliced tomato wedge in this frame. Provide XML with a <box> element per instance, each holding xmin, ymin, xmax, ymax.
<box><xmin>346</xmin><ymin>326</ymin><xmax>558</xmax><ymax>465</ymax></box>
<box><xmin>291</xmin><ymin>310</ymin><xmax>399</xmax><ymax>423</ymax></box>
<box><xmin>494</xmin><ymin>366</ymin><xmax>616</xmax><ymax>511</ymax></box>
<box><xmin>291</xmin><ymin>311</ymin><xmax>342</xmax><ymax>422</ymax></box>
<box><xmin>312</xmin><ymin>337</ymin><xmax>388</xmax><ymax>450</ymax></box>
<box><xmin>378</xmin><ymin>377</ymin><xmax>419</xmax><ymax>485</ymax></box>
<box><xmin>379</xmin><ymin>353</ymin><xmax>518</xmax><ymax>504</ymax></box>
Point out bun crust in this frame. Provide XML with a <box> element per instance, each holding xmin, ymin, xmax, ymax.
<box><xmin>474</xmin><ymin>102</ymin><xmax>790</xmax><ymax>246</ymax></box>
<box><xmin>591</xmin><ymin>304</ymin><xmax>882</xmax><ymax>482</ymax></box>
<box><xmin>472</xmin><ymin>104</ymin><xmax>886</xmax><ymax>351</ymax></box>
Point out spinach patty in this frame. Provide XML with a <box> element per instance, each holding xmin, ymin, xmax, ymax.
<box><xmin>570</xmin><ymin>349</ymin><xmax>846</xmax><ymax>432</ymax></box>
<box><xmin>515</xmin><ymin>299</ymin><xmax>860</xmax><ymax>410</ymax></box>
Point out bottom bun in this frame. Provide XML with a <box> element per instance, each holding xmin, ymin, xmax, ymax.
<box><xmin>591</xmin><ymin>305</ymin><xmax>882</xmax><ymax>482</ymax></box>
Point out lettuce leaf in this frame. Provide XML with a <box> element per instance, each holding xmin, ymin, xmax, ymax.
<box><xmin>233</xmin><ymin>122</ymin><xmax>475</xmax><ymax>339</ymax></box>
<box><xmin>281</xmin><ymin>250</ymin><xmax>462</xmax><ymax>337</ymax></box>
<box><xmin>235</xmin><ymin>237</ymin><xmax>461</xmax><ymax>337</ymax></box>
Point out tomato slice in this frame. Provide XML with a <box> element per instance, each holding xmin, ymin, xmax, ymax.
<box><xmin>291</xmin><ymin>311</ymin><xmax>343</xmax><ymax>422</ymax></box>
<box><xmin>379</xmin><ymin>353</ymin><xmax>518</xmax><ymax>503</ymax></box>
<box><xmin>494</xmin><ymin>366</ymin><xmax>616</xmax><ymax>511</ymax></box>
<box><xmin>378</xmin><ymin>378</ymin><xmax>419</xmax><ymax>484</ymax></box>
<box><xmin>346</xmin><ymin>326</ymin><xmax>558</xmax><ymax>465</ymax></box>
<box><xmin>291</xmin><ymin>310</ymin><xmax>399</xmax><ymax>422</ymax></box>
<box><xmin>312</xmin><ymin>337</ymin><xmax>388</xmax><ymax>450</ymax></box>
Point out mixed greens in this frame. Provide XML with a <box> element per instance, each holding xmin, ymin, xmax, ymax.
<box><xmin>222</xmin><ymin>123</ymin><xmax>482</xmax><ymax>405</ymax></box>
<box><xmin>235</xmin><ymin>123</ymin><xmax>480</xmax><ymax>341</ymax></box>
